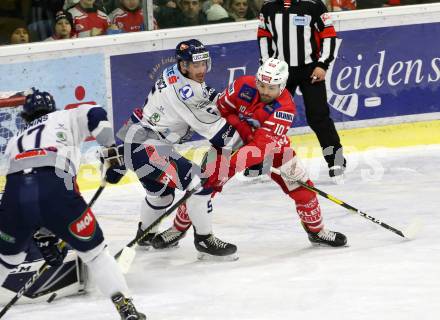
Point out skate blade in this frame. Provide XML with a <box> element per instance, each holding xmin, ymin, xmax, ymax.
<box><xmin>310</xmin><ymin>242</ymin><xmax>350</xmax><ymax>248</ymax></box>
<box><xmin>197</xmin><ymin>252</ymin><xmax>239</xmax><ymax>262</ymax></box>
<box><xmin>152</xmin><ymin>243</ymin><xmax>180</xmax><ymax>251</ymax></box>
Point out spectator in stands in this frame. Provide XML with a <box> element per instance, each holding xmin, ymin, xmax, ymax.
<box><xmin>26</xmin><ymin>0</ymin><xmax>64</xmax><ymax>41</ymax></box>
<box><xmin>0</xmin><ymin>0</ymin><xmax>29</xmax><ymax>44</ymax></box>
<box><xmin>327</xmin><ymin>0</ymin><xmax>356</xmax><ymax>11</ymax></box>
<box><xmin>206</xmin><ymin>3</ymin><xmax>233</xmax><ymax>23</ymax></box>
<box><xmin>177</xmin><ymin>0</ymin><xmax>207</xmax><ymax>26</ymax></box>
<box><xmin>68</xmin><ymin>0</ymin><xmax>110</xmax><ymax>37</ymax></box>
<box><xmin>45</xmin><ymin>10</ymin><xmax>76</xmax><ymax>40</ymax></box>
<box><xmin>64</xmin><ymin>0</ymin><xmax>115</xmax><ymax>12</ymax></box>
<box><xmin>225</xmin><ymin>0</ymin><xmax>256</xmax><ymax>22</ymax></box>
<box><xmin>154</xmin><ymin>0</ymin><xmax>179</xmax><ymax>28</ymax></box>
<box><xmin>156</xmin><ymin>0</ymin><xmax>206</xmax><ymax>28</ymax></box>
<box><xmin>9</xmin><ymin>25</ymin><xmax>31</xmax><ymax>44</ymax></box>
<box><xmin>109</xmin><ymin>0</ymin><xmax>144</xmax><ymax>32</ymax></box>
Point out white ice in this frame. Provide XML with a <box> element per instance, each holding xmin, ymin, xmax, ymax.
<box><xmin>3</xmin><ymin>145</ymin><xmax>440</xmax><ymax>320</ymax></box>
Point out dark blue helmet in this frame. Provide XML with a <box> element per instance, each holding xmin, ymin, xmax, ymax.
<box><xmin>175</xmin><ymin>39</ymin><xmax>211</xmax><ymax>72</ymax></box>
<box><xmin>21</xmin><ymin>90</ymin><xmax>56</xmax><ymax>122</ymax></box>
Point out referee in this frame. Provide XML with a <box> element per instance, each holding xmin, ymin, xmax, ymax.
<box><xmin>258</xmin><ymin>0</ymin><xmax>346</xmax><ymax>180</ymax></box>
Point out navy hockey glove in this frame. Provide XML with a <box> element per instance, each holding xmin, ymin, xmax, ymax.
<box><xmin>33</xmin><ymin>231</ymin><xmax>67</xmax><ymax>267</ymax></box>
<box><xmin>100</xmin><ymin>145</ymin><xmax>126</xmax><ymax>184</ymax></box>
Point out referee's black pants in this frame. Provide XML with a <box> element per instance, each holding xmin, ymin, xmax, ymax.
<box><xmin>286</xmin><ymin>63</ymin><xmax>345</xmax><ymax>168</ymax></box>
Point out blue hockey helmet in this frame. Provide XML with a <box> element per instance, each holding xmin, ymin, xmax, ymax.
<box><xmin>21</xmin><ymin>89</ymin><xmax>56</xmax><ymax>122</ymax></box>
<box><xmin>175</xmin><ymin>39</ymin><xmax>211</xmax><ymax>72</ymax></box>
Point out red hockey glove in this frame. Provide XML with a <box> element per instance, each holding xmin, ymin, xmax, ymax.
<box><xmin>202</xmin><ymin>147</ymin><xmax>233</xmax><ymax>193</ymax></box>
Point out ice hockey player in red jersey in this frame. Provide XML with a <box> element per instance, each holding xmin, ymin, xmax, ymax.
<box><xmin>159</xmin><ymin>58</ymin><xmax>347</xmax><ymax>248</ymax></box>
<box><xmin>206</xmin><ymin>58</ymin><xmax>347</xmax><ymax>247</ymax></box>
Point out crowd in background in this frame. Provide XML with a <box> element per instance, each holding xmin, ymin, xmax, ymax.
<box><xmin>0</xmin><ymin>0</ymin><xmax>438</xmax><ymax>45</ymax></box>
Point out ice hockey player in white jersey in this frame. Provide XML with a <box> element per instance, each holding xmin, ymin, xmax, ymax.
<box><xmin>115</xmin><ymin>39</ymin><xmax>242</xmax><ymax>260</ymax></box>
<box><xmin>0</xmin><ymin>90</ymin><xmax>146</xmax><ymax>319</ymax></box>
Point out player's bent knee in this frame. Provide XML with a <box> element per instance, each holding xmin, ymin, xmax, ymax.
<box><xmin>76</xmin><ymin>242</ymin><xmax>106</xmax><ymax>264</ymax></box>
<box><xmin>0</xmin><ymin>251</ymin><xmax>27</xmax><ymax>269</ymax></box>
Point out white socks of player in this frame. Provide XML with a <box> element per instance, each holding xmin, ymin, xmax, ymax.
<box><xmin>140</xmin><ymin>193</ymin><xmax>174</xmax><ymax>233</ymax></box>
<box><xmin>80</xmin><ymin>247</ymin><xmax>129</xmax><ymax>298</ymax></box>
<box><xmin>186</xmin><ymin>193</ymin><xmax>213</xmax><ymax>235</ymax></box>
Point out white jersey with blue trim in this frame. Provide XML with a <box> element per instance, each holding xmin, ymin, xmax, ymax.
<box><xmin>4</xmin><ymin>104</ymin><xmax>113</xmax><ymax>175</ymax></box>
<box><xmin>139</xmin><ymin>64</ymin><xmax>242</xmax><ymax>148</ymax></box>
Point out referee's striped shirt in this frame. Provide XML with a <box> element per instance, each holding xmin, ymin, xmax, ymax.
<box><xmin>258</xmin><ymin>0</ymin><xmax>337</xmax><ymax>70</ymax></box>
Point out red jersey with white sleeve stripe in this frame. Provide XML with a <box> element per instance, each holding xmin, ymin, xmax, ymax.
<box><xmin>68</xmin><ymin>4</ymin><xmax>110</xmax><ymax>38</ymax></box>
<box><xmin>109</xmin><ymin>7</ymin><xmax>144</xmax><ymax>32</ymax></box>
<box><xmin>216</xmin><ymin>75</ymin><xmax>296</xmax><ymax>174</ymax></box>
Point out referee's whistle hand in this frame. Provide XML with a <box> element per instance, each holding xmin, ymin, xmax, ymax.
<box><xmin>310</xmin><ymin>67</ymin><xmax>326</xmax><ymax>84</ymax></box>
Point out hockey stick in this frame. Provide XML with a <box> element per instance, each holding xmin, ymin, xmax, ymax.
<box><xmin>270</xmin><ymin>167</ymin><xmax>422</xmax><ymax>239</ymax></box>
<box><xmin>0</xmin><ymin>184</ymin><xmax>106</xmax><ymax>318</ymax></box>
<box><xmin>115</xmin><ymin>187</ymin><xmax>199</xmax><ymax>273</ymax></box>
<box><xmin>115</xmin><ymin>152</ymin><xmax>210</xmax><ymax>273</ymax></box>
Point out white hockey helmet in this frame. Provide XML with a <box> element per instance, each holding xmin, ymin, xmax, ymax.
<box><xmin>256</xmin><ymin>58</ymin><xmax>289</xmax><ymax>92</ymax></box>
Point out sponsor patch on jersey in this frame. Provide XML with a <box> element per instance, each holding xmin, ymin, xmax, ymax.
<box><xmin>293</xmin><ymin>16</ymin><xmax>310</xmax><ymax>26</ymax></box>
<box><xmin>15</xmin><ymin>149</ymin><xmax>47</xmax><ymax>160</ymax></box>
<box><xmin>149</xmin><ymin>112</ymin><xmax>161</xmax><ymax>123</ymax></box>
<box><xmin>69</xmin><ymin>209</ymin><xmax>97</xmax><ymax>241</ymax></box>
<box><xmin>0</xmin><ymin>230</ymin><xmax>16</xmax><ymax>244</ymax></box>
<box><xmin>56</xmin><ymin>131</ymin><xmax>67</xmax><ymax>142</ymax></box>
<box><xmin>238</xmin><ymin>84</ymin><xmax>257</xmax><ymax>103</ymax></box>
<box><xmin>320</xmin><ymin>13</ymin><xmax>333</xmax><ymax>26</ymax></box>
<box><xmin>168</xmin><ymin>75</ymin><xmax>178</xmax><ymax>84</ymax></box>
<box><xmin>263</xmin><ymin>100</ymin><xmax>281</xmax><ymax>114</ymax></box>
<box><xmin>274</xmin><ymin>111</ymin><xmax>295</xmax><ymax>122</ymax></box>
<box><xmin>179</xmin><ymin>85</ymin><xmax>194</xmax><ymax>100</ymax></box>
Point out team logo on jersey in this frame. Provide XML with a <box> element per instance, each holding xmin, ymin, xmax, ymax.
<box><xmin>238</xmin><ymin>84</ymin><xmax>257</xmax><ymax>103</ymax></box>
<box><xmin>179</xmin><ymin>85</ymin><xmax>194</xmax><ymax>100</ymax></box>
<box><xmin>293</xmin><ymin>16</ymin><xmax>310</xmax><ymax>26</ymax></box>
<box><xmin>158</xmin><ymin>105</ymin><xmax>165</xmax><ymax>114</ymax></box>
<box><xmin>263</xmin><ymin>100</ymin><xmax>281</xmax><ymax>114</ymax></box>
<box><xmin>239</xmin><ymin>105</ymin><xmax>246</xmax><ymax>113</ymax></box>
<box><xmin>56</xmin><ymin>131</ymin><xmax>67</xmax><ymax>142</ymax></box>
<box><xmin>274</xmin><ymin>111</ymin><xmax>295</xmax><ymax>122</ymax></box>
<box><xmin>149</xmin><ymin>113</ymin><xmax>161</xmax><ymax>123</ymax></box>
<box><xmin>69</xmin><ymin>209</ymin><xmax>97</xmax><ymax>241</ymax></box>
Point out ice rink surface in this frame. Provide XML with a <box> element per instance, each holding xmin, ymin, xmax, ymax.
<box><xmin>4</xmin><ymin>145</ymin><xmax>440</xmax><ymax>320</ymax></box>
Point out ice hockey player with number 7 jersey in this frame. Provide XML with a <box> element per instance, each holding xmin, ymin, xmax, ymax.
<box><xmin>165</xmin><ymin>58</ymin><xmax>348</xmax><ymax>248</ymax></box>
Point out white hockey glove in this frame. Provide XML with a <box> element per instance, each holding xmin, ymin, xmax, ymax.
<box><xmin>277</xmin><ymin>156</ymin><xmax>309</xmax><ymax>191</ymax></box>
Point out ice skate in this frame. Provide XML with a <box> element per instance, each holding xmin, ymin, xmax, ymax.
<box><xmin>111</xmin><ymin>292</ymin><xmax>146</xmax><ymax>320</ymax></box>
<box><xmin>307</xmin><ymin>228</ymin><xmax>348</xmax><ymax>247</ymax></box>
<box><xmin>194</xmin><ymin>233</ymin><xmax>239</xmax><ymax>261</ymax></box>
<box><xmin>152</xmin><ymin>226</ymin><xmax>187</xmax><ymax>249</ymax></box>
<box><xmin>136</xmin><ymin>222</ymin><xmax>156</xmax><ymax>250</ymax></box>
